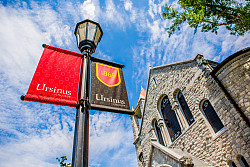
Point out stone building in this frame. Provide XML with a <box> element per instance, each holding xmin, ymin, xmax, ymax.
<box><xmin>131</xmin><ymin>48</ymin><xmax>250</xmax><ymax>167</ymax></box>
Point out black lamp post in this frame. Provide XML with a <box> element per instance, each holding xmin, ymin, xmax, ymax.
<box><xmin>72</xmin><ymin>19</ymin><xmax>103</xmax><ymax>167</ymax></box>
<box><xmin>75</xmin><ymin>19</ymin><xmax>103</xmax><ymax>54</ymax></box>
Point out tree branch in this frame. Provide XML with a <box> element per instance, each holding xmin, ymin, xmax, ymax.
<box><xmin>205</xmin><ymin>4</ymin><xmax>242</xmax><ymax>20</ymax></box>
<box><xmin>187</xmin><ymin>18</ymin><xmax>239</xmax><ymax>27</ymax></box>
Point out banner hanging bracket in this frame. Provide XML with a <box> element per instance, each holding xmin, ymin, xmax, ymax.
<box><xmin>20</xmin><ymin>95</ymin><xmax>25</xmax><ymax>101</ymax></box>
<box><xmin>76</xmin><ymin>98</ymin><xmax>90</xmax><ymax>110</ymax></box>
<box><xmin>81</xmin><ymin>53</ymin><xmax>87</xmax><ymax>59</ymax></box>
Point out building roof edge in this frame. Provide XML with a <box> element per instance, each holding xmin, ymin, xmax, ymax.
<box><xmin>211</xmin><ymin>47</ymin><xmax>250</xmax><ymax>75</ymax></box>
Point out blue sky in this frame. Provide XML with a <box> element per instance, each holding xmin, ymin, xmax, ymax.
<box><xmin>0</xmin><ymin>0</ymin><xmax>249</xmax><ymax>167</ymax></box>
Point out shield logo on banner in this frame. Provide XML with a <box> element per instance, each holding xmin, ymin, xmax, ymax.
<box><xmin>96</xmin><ymin>63</ymin><xmax>121</xmax><ymax>87</ymax></box>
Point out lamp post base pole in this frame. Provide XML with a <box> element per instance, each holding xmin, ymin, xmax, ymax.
<box><xmin>72</xmin><ymin>53</ymin><xmax>90</xmax><ymax>167</ymax></box>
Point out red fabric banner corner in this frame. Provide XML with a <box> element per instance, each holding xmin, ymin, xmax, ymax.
<box><xmin>24</xmin><ymin>45</ymin><xmax>82</xmax><ymax>107</ymax></box>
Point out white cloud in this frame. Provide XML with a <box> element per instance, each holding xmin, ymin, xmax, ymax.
<box><xmin>0</xmin><ymin>122</ymin><xmax>73</xmax><ymax>167</ymax></box>
<box><xmin>147</xmin><ymin>19</ymin><xmax>163</xmax><ymax>42</ymax></box>
<box><xmin>30</xmin><ymin>3</ymin><xmax>73</xmax><ymax>47</ymax></box>
<box><xmin>220</xmin><ymin>32</ymin><xmax>250</xmax><ymax>56</ymax></box>
<box><xmin>104</xmin><ymin>0</ymin><xmax>126</xmax><ymax>27</ymax></box>
<box><xmin>124</xmin><ymin>0</ymin><xmax>133</xmax><ymax>11</ymax></box>
<box><xmin>80</xmin><ymin>0</ymin><xmax>100</xmax><ymax>21</ymax></box>
<box><xmin>148</xmin><ymin>0</ymin><xmax>169</xmax><ymax>19</ymax></box>
<box><xmin>126</xmin><ymin>6</ymin><xmax>148</xmax><ymax>31</ymax></box>
<box><xmin>148</xmin><ymin>0</ymin><xmax>158</xmax><ymax>19</ymax></box>
<box><xmin>95</xmin><ymin>49</ymin><xmax>112</xmax><ymax>61</ymax></box>
<box><xmin>0</xmin><ymin>4</ymin><xmax>43</xmax><ymax>89</ymax></box>
<box><xmin>89</xmin><ymin>112</ymin><xmax>137</xmax><ymax>167</ymax></box>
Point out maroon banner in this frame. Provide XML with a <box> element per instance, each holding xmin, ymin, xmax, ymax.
<box><xmin>24</xmin><ymin>45</ymin><xmax>82</xmax><ymax>107</ymax></box>
<box><xmin>90</xmin><ymin>59</ymin><xmax>133</xmax><ymax>115</ymax></box>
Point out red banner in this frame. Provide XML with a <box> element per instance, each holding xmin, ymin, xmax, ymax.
<box><xmin>24</xmin><ymin>45</ymin><xmax>82</xmax><ymax>107</ymax></box>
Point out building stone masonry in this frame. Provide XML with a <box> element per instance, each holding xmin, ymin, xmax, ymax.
<box><xmin>131</xmin><ymin>47</ymin><xmax>250</xmax><ymax>167</ymax></box>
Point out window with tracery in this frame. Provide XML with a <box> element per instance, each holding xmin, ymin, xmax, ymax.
<box><xmin>139</xmin><ymin>152</ymin><xmax>143</xmax><ymax>163</ymax></box>
<box><xmin>201</xmin><ymin>100</ymin><xmax>224</xmax><ymax>133</ymax></box>
<box><xmin>161</xmin><ymin>95</ymin><xmax>182</xmax><ymax>141</ymax></box>
<box><xmin>229</xmin><ymin>161</ymin><xmax>237</xmax><ymax>167</ymax></box>
<box><xmin>154</xmin><ymin>121</ymin><xmax>164</xmax><ymax>145</ymax></box>
<box><xmin>238</xmin><ymin>155</ymin><xmax>249</xmax><ymax>167</ymax></box>
<box><xmin>177</xmin><ymin>91</ymin><xmax>194</xmax><ymax>125</ymax></box>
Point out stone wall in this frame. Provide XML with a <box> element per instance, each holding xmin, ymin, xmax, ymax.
<box><xmin>151</xmin><ymin>148</ymin><xmax>181</xmax><ymax>167</ymax></box>
<box><xmin>215</xmin><ymin>50</ymin><xmax>250</xmax><ymax>119</ymax></box>
<box><xmin>137</xmin><ymin>58</ymin><xmax>202</xmax><ymax>166</ymax></box>
<box><xmin>132</xmin><ymin>53</ymin><xmax>249</xmax><ymax>167</ymax></box>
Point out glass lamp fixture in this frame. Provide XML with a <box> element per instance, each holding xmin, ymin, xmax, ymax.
<box><xmin>74</xmin><ymin>19</ymin><xmax>103</xmax><ymax>53</ymax></box>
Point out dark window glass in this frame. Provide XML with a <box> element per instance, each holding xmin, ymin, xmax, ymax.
<box><xmin>239</xmin><ymin>156</ymin><xmax>249</xmax><ymax>167</ymax></box>
<box><xmin>202</xmin><ymin>100</ymin><xmax>224</xmax><ymax>133</ymax></box>
<box><xmin>154</xmin><ymin>122</ymin><xmax>164</xmax><ymax>145</ymax></box>
<box><xmin>229</xmin><ymin>161</ymin><xmax>237</xmax><ymax>167</ymax></box>
<box><xmin>139</xmin><ymin>153</ymin><xmax>143</xmax><ymax>162</ymax></box>
<box><xmin>161</xmin><ymin>95</ymin><xmax>182</xmax><ymax>141</ymax></box>
<box><xmin>177</xmin><ymin>91</ymin><xmax>194</xmax><ymax>125</ymax></box>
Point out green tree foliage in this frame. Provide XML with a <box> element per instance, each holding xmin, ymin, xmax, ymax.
<box><xmin>56</xmin><ymin>156</ymin><xmax>71</xmax><ymax>167</ymax></box>
<box><xmin>162</xmin><ymin>0</ymin><xmax>250</xmax><ymax>37</ymax></box>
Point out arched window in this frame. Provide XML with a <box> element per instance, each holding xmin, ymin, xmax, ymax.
<box><xmin>177</xmin><ymin>91</ymin><xmax>194</xmax><ymax>125</ymax></box>
<box><xmin>139</xmin><ymin>152</ymin><xmax>144</xmax><ymax>163</ymax></box>
<box><xmin>229</xmin><ymin>161</ymin><xmax>237</xmax><ymax>167</ymax></box>
<box><xmin>201</xmin><ymin>100</ymin><xmax>224</xmax><ymax>133</ymax></box>
<box><xmin>238</xmin><ymin>155</ymin><xmax>249</xmax><ymax>167</ymax></box>
<box><xmin>161</xmin><ymin>95</ymin><xmax>182</xmax><ymax>141</ymax></box>
<box><xmin>154</xmin><ymin>121</ymin><xmax>164</xmax><ymax>145</ymax></box>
